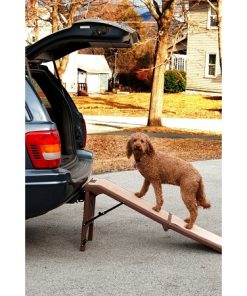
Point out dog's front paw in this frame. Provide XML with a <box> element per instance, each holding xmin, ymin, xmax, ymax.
<box><xmin>152</xmin><ymin>206</ymin><xmax>161</xmax><ymax>212</ymax></box>
<box><xmin>185</xmin><ymin>223</ymin><xmax>193</xmax><ymax>230</ymax></box>
<box><xmin>135</xmin><ymin>192</ymin><xmax>143</xmax><ymax>198</ymax></box>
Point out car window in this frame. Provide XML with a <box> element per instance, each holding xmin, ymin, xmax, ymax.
<box><xmin>25</xmin><ymin>78</ymin><xmax>52</xmax><ymax>122</ymax></box>
<box><xmin>25</xmin><ymin>106</ymin><xmax>31</xmax><ymax>122</ymax></box>
<box><xmin>31</xmin><ymin>79</ymin><xmax>52</xmax><ymax>109</ymax></box>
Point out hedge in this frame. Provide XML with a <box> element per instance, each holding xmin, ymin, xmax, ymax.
<box><xmin>164</xmin><ymin>70</ymin><xmax>186</xmax><ymax>93</ymax></box>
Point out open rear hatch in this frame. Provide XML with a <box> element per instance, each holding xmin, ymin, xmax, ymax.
<box><xmin>26</xmin><ymin>19</ymin><xmax>140</xmax><ymax>63</ymax></box>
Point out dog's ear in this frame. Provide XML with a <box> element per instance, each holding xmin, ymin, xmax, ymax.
<box><xmin>146</xmin><ymin>138</ymin><xmax>154</xmax><ymax>156</ymax></box>
<box><xmin>126</xmin><ymin>139</ymin><xmax>133</xmax><ymax>158</ymax></box>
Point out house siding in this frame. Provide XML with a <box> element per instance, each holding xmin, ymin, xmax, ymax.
<box><xmin>186</xmin><ymin>3</ymin><xmax>222</xmax><ymax>92</ymax></box>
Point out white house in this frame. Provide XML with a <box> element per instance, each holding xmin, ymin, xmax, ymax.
<box><xmin>62</xmin><ymin>52</ymin><xmax>112</xmax><ymax>94</ymax></box>
<box><xmin>77</xmin><ymin>54</ymin><xmax>112</xmax><ymax>94</ymax></box>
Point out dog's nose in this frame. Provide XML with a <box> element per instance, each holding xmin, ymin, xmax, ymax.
<box><xmin>134</xmin><ymin>143</ymin><xmax>141</xmax><ymax>149</ymax></box>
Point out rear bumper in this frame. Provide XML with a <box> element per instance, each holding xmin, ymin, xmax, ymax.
<box><xmin>26</xmin><ymin>152</ymin><xmax>93</xmax><ymax>218</ymax></box>
<box><xmin>26</xmin><ymin>168</ymin><xmax>73</xmax><ymax>218</ymax></box>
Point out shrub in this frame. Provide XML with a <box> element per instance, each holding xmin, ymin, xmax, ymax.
<box><xmin>164</xmin><ymin>70</ymin><xmax>186</xmax><ymax>93</ymax></box>
<box><xmin>118</xmin><ymin>71</ymin><xmax>152</xmax><ymax>92</ymax></box>
<box><xmin>136</xmin><ymin>69</ymin><xmax>153</xmax><ymax>90</ymax></box>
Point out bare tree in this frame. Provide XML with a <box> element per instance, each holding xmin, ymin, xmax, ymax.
<box><xmin>26</xmin><ymin>0</ymin><xmax>39</xmax><ymax>42</ymax></box>
<box><xmin>141</xmin><ymin>0</ymin><xmax>185</xmax><ymax>126</ymax></box>
<box><xmin>25</xmin><ymin>0</ymin><xmax>95</xmax><ymax>77</ymax></box>
<box><xmin>50</xmin><ymin>0</ymin><xmax>94</xmax><ymax>77</ymax></box>
<box><xmin>139</xmin><ymin>0</ymin><xmax>221</xmax><ymax>126</ymax></box>
<box><xmin>79</xmin><ymin>0</ymin><xmax>154</xmax><ymax>76</ymax></box>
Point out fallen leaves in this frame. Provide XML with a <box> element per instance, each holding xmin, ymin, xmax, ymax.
<box><xmin>86</xmin><ymin>134</ymin><xmax>222</xmax><ymax>174</ymax></box>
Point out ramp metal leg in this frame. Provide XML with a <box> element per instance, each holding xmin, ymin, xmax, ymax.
<box><xmin>162</xmin><ymin>212</ymin><xmax>172</xmax><ymax>232</ymax></box>
<box><xmin>88</xmin><ymin>194</ymin><xmax>96</xmax><ymax>241</ymax></box>
<box><xmin>80</xmin><ymin>191</ymin><xmax>96</xmax><ymax>251</ymax></box>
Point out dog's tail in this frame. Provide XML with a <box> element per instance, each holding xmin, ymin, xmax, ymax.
<box><xmin>196</xmin><ymin>178</ymin><xmax>211</xmax><ymax>209</ymax></box>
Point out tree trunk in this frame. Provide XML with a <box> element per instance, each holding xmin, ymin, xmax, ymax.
<box><xmin>33</xmin><ymin>17</ymin><xmax>39</xmax><ymax>42</ymax></box>
<box><xmin>217</xmin><ymin>0</ymin><xmax>222</xmax><ymax>71</ymax></box>
<box><xmin>58</xmin><ymin>55</ymin><xmax>69</xmax><ymax>78</ymax></box>
<box><xmin>27</xmin><ymin>0</ymin><xmax>39</xmax><ymax>42</ymax></box>
<box><xmin>54</xmin><ymin>1</ymin><xmax>79</xmax><ymax>79</ymax></box>
<box><xmin>145</xmin><ymin>0</ymin><xmax>175</xmax><ymax>127</ymax></box>
<box><xmin>147</xmin><ymin>35</ymin><xmax>169</xmax><ymax>126</ymax></box>
<box><xmin>51</xmin><ymin>0</ymin><xmax>59</xmax><ymax>33</ymax></box>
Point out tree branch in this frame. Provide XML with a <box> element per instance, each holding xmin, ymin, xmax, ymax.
<box><xmin>141</xmin><ymin>0</ymin><xmax>161</xmax><ymax>22</ymax></box>
<box><xmin>206</xmin><ymin>0</ymin><xmax>217</xmax><ymax>13</ymax></box>
<box><xmin>162</xmin><ymin>0</ymin><xmax>175</xmax><ymax>11</ymax></box>
<box><xmin>166</xmin><ymin>22</ymin><xmax>185</xmax><ymax>65</ymax></box>
<box><xmin>153</xmin><ymin>0</ymin><xmax>162</xmax><ymax>17</ymax></box>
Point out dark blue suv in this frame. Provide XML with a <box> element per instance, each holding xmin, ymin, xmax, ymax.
<box><xmin>25</xmin><ymin>19</ymin><xmax>139</xmax><ymax>218</ymax></box>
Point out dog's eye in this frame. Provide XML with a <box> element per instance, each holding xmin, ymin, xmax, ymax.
<box><xmin>141</xmin><ymin>139</ymin><xmax>144</xmax><ymax>143</ymax></box>
<box><xmin>133</xmin><ymin>139</ymin><xmax>137</xmax><ymax>142</ymax></box>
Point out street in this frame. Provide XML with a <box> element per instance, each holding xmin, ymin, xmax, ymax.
<box><xmin>26</xmin><ymin>160</ymin><xmax>221</xmax><ymax>296</ymax></box>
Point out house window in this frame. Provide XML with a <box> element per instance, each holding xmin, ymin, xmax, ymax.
<box><xmin>171</xmin><ymin>54</ymin><xmax>187</xmax><ymax>71</ymax></box>
<box><xmin>208</xmin><ymin>6</ymin><xmax>218</xmax><ymax>28</ymax></box>
<box><xmin>205</xmin><ymin>53</ymin><xmax>217</xmax><ymax>78</ymax></box>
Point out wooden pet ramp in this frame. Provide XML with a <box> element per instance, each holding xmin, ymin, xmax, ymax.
<box><xmin>80</xmin><ymin>178</ymin><xmax>222</xmax><ymax>253</ymax></box>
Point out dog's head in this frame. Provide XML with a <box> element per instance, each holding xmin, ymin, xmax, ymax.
<box><xmin>126</xmin><ymin>132</ymin><xmax>155</xmax><ymax>159</ymax></box>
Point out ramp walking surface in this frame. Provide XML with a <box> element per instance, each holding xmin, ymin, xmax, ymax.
<box><xmin>26</xmin><ymin>159</ymin><xmax>222</xmax><ymax>296</ymax></box>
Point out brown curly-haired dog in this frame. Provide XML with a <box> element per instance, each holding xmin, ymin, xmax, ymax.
<box><xmin>126</xmin><ymin>132</ymin><xmax>211</xmax><ymax>229</ymax></box>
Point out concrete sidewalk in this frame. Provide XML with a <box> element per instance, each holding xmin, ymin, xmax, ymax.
<box><xmin>84</xmin><ymin>115</ymin><xmax>222</xmax><ymax>134</ymax></box>
<box><xmin>26</xmin><ymin>159</ymin><xmax>221</xmax><ymax>296</ymax></box>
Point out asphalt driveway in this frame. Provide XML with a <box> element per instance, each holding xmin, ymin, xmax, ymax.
<box><xmin>26</xmin><ymin>159</ymin><xmax>221</xmax><ymax>296</ymax></box>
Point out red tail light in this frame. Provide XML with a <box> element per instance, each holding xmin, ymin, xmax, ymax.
<box><xmin>26</xmin><ymin>130</ymin><xmax>61</xmax><ymax>169</ymax></box>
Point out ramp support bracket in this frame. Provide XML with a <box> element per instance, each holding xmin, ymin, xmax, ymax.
<box><xmin>83</xmin><ymin>202</ymin><xmax>123</xmax><ymax>227</ymax></box>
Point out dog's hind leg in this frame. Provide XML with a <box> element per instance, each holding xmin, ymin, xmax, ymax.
<box><xmin>135</xmin><ymin>179</ymin><xmax>150</xmax><ymax>198</ymax></box>
<box><xmin>183</xmin><ymin>199</ymin><xmax>198</xmax><ymax>229</ymax></box>
<box><xmin>151</xmin><ymin>181</ymin><xmax>163</xmax><ymax>212</ymax></box>
<box><xmin>196</xmin><ymin>178</ymin><xmax>211</xmax><ymax>209</ymax></box>
<box><xmin>180</xmin><ymin>181</ymin><xmax>198</xmax><ymax>229</ymax></box>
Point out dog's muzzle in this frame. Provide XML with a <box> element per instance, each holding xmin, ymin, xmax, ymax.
<box><xmin>133</xmin><ymin>144</ymin><xmax>142</xmax><ymax>151</ymax></box>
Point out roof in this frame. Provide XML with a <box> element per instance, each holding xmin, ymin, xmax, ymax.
<box><xmin>77</xmin><ymin>54</ymin><xmax>112</xmax><ymax>74</ymax></box>
<box><xmin>168</xmin><ymin>27</ymin><xmax>188</xmax><ymax>51</ymax></box>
